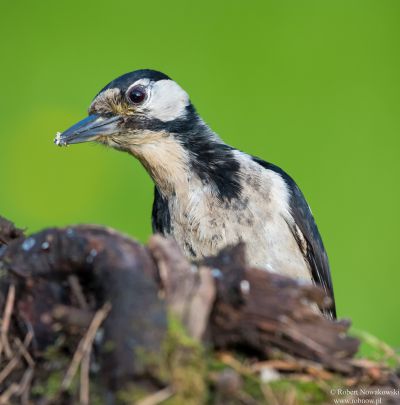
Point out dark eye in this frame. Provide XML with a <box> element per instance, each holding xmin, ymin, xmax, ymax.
<box><xmin>127</xmin><ymin>86</ymin><xmax>146</xmax><ymax>104</ymax></box>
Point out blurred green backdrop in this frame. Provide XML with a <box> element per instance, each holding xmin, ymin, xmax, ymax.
<box><xmin>0</xmin><ymin>1</ymin><xmax>399</xmax><ymax>345</ymax></box>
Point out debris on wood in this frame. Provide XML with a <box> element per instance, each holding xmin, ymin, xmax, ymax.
<box><xmin>0</xmin><ymin>217</ymin><xmax>398</xmax><ymax>404</ymax></box>
<box><xmin>0</xmin><ymin>217</ymin><xmax>24</xmax><ymax>247</ymax></box>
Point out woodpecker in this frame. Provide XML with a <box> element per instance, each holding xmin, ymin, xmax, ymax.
<box><xmin>55</xmin><ymin>69</ymin><xmax>336</xmax><ymax>318</ymax></box>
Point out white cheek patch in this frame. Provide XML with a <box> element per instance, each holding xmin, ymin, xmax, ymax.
<box><xmin>146</xmin><ymin>79</ymin><xmax>190</xmax><ymax>122</ymax></box>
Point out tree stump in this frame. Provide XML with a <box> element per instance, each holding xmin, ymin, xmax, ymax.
<box><xmin>0</xmin><ymin>216</ymin><xmax>397</xmax><ymax>404</ymax></box>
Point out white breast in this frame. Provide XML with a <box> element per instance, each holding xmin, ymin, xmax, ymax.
<box><xmin>169</xmin><ymin>152</ymin><xmax>312</xmax><ymax>283</ymax></box>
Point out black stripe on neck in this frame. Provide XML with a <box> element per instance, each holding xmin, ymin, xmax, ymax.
<box><xmin>174</xmin><ymin>106</ymin><xmax>242</xmax><ymax>201</ymax></box>
<box><xmin>127</xmin><ymin>104</ymin><xmax>242</xmax><ymax>201</ymax></box>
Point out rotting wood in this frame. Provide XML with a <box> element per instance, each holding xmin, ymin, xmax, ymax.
<box><xmin>0</xmin><ymin>217</ymin><xmax>398</xmax><ymax>404</ymax></box>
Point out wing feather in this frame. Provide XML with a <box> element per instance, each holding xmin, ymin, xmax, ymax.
<box><xmin>252</xmin><ymin>157</ymin><xmax>336</xmax><ymax>318</ymax></box>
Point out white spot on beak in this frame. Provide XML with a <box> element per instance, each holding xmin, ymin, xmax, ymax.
<box><xmin>54</xmin><ymin>132</ymin><xmax>66</xmax><ymax>146</ymax></box>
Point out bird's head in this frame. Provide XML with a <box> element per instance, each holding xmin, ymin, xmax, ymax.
<box><xmin>56</xmin><ymin>69</ymin><xmax>238</xmax><ymax>197</ymax></box>
<box><xmin>56</xmin><ymin>69</ymin><xmax>198</xmax><ymax>151</ymax></box>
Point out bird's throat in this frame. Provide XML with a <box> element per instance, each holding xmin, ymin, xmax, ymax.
<box><xmin>127</xmin><ymin>133</ymin><xmax>190</xmax><ymax>197</ymax></box>
<box><xmin>125</xmin><ymin>126</ymin><xmax>241</xmax><ymax>203</ymax></box>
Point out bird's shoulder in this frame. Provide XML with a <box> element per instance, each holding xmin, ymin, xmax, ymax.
<box><xmin>249</xmin><ymin>155</ymin><xmax>336</xmax><ymax>318</ymax></box>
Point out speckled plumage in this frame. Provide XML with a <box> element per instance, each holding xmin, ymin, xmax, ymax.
<box><xmin>57</xmin><ymin>69</ymin><xmax>336</xmax><ymax>318</ymax></box>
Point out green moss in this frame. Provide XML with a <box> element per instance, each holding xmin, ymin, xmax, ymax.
<box><xmin>242</xmin><ymin>374</ymin><xmax>265</xmax><ymax>402</ymax></box>
<box><xmin>115</xmin><ymin>314</ymin><xmax>206</xmax><ymax>404</ymax></box>
<box><xmin>29</xmin><ymin>317</ymin><xmax>399</xmax><ymax>405</ymax></box>
<box><xmin>268</xmin><ymin>379</ymin><xmax>330</xmax><ymax>405</ymax></box>
<box><xmin>102</xmin><ymin>339</ymin><xmax>116</xmax><ymax>353</ymax></box>
<box><xmin>31</xmin><ymin>371</ymin><xmax>63</xmax><ymax>398</ymax></box>
<box><xmin>161</xmin><ymin>314</ymin><xmax>207</xmax><ymax>404</ymax></box>
<box><xmin>30</xmin><ymin>337</ymin><xmax>80</xmax><ymax>402</ymax></box>
<box><xmin>89</xmin><ymin>384</ymin><xmax>108</xmax><ymax>405</ymax></box>
<box><xmin>206</xmin><ymin>356</ymin><xmax>231</xmax><ymax>374</ymax></box>
<box><xmin>116</xmin><ymin>384</ymin><xmax>151</xmax><ymax>403</ymax></box>
<box><xmin>352</xmin><ymin>328</ymin><xmax>400</xmax><ymax>369</ymax></box>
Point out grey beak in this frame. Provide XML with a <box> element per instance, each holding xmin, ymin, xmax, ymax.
<box><xmin>55</xmin><ymin>114</ymin><xmax>121</xmax><ymax>146</ymax></box>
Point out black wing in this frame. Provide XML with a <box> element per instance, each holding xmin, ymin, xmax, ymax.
<box><xmin>151</xmin><ymin>186</ymin><xmax>171</xmax><ymax>235</ymax></box>
<box><xmin>252</xmin><ymin>157</ymin><xmax>336</xmax><ymax>319</ymax></box>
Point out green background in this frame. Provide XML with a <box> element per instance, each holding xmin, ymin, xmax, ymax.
<box><xmin>0</xmin><ymin>1</ymin><xmax>398</xmax><ymax>345</ymax></box>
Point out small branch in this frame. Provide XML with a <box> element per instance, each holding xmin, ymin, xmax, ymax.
<box><xmin>136</xmin><ymin>387</ymin><xmax>174</xmax><ymax>405</ymax></box>
<box><xmin>0</xmin><ymin>356</ymin><xmax>19</xmax><ymax>385</ymax></box>
<box><xmin>68</xmin><ymin>275</ymin><xmax>89</xmax><ymax>311</ymax></box>
<box><xmin>0</xmin><ymin>383</ymin><xmax>19</xmax><ymax>404</ymax></box>
<box><xmin>80</xmin><ymin>343</ymin><xmax>91</xmax><ymax>405</ymax></box>
<box><xmin>62</xmin><ymin>302</ymin><xmax>111</xmax><ymax>390</ymax></box>
<box><xmin>51</xmin><ymin>305</ymin><xmax>94</xmax><ymax>329</ymax></box>
<box><xmin>0</xmin><ymin>284</ymin><xmax>15</xmax><ymax>360</ymax></box>
<box><xmin>0</xmin><ymin>331</ymin><xmax>33</xmax><ymax>386</ymax></box>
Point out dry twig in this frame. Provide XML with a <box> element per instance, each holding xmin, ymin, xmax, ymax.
<box><xmin>62</xmin><ymin>302</ymin><xmax>111</xmax><ymax>390</ymax></box>
<box><xmin>68</xmin><ymin>275</ymin><xmax>89</xmax><ymax>310</ymax></box>
<box><xmin>80</xmin><ymin>344</ymin><xmax>92</xmax><ymax>405</ymax></box>
<box><xmin>136</xmin><ymin>387</ymin><xmax>174</xmax><ymax>405</ymax></box>
<box><xmin>0</xmin><ymin>383</ymin><xmax>19</xmax><ymax>404</ymax></box>
<box><xmin>0</xmin><ymin>284</ymin><xmax>15</xmax><ymax>360</ymax></box>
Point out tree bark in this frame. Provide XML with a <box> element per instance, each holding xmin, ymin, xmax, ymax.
<box><xmin>0</xmin><ymin>218</ymin><xmax>396</xmax><ymax>404</ymax></box>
